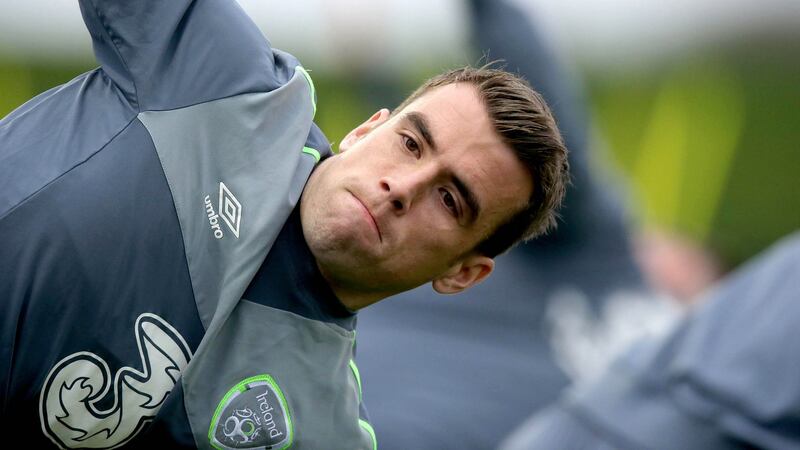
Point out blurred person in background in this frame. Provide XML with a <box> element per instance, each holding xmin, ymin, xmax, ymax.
<box><xmin>634</xmin><ymin>227</ymin><xmax>725</xmax><ymax>304</ymax></box>
<box><xmin>356</xmin><ymin>1</ymin><xmax>676</xmax><ymax>449</ymax></box>
<box><xmin>501</xmin><ymin>231</ymin><xmax>800</xmax><ymax>450</ymax></box>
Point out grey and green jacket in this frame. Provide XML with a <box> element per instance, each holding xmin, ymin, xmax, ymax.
<box><xmin>0</xmin><ymin>0</ymin><xmax>375</xmax><ymax>448</ymax></box>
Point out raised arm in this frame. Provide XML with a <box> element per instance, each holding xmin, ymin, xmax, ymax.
<box><xmin>78</xmin><ymin>0</ymin><xmax>295</xmax><ymax>111</ymax></box>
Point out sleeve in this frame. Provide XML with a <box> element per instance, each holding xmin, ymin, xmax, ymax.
<box><xmin>78</xmin><ymin>0</ymin><xmax>294</xmax><ymax>111</ymax></box>
<box><xmin>504</xmin><ymin>232</ymin><xmax>800</xmax><ymax>450</ymax></box>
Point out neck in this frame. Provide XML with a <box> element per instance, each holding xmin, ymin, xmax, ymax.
<box><xmin>316</xmin><ymin>261</ymin><xmax>386</xmax><ymax>311</ymax></box>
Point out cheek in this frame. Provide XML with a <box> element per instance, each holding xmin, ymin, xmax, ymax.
<box><xmin>335</xmin><ymin>150</ymin><xmax>381</xmax><ymax>179</ymax></box>
<box><xmin>415</xmin><ymin>196</ymin><xmax>469</xmax><ymax>239</ymax></box>
<box><xmin>401</xmin><ymin>217</ymin><xmax>466</xmax><ymax>263</ymax></box>
<box><xmin>355</xmin><ymin>135</ymin><xmax>397</xmax><ymax>162</ymax></box>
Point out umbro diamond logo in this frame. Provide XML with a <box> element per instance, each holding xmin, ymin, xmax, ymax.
<box><xmin>219</xmin><ymin>182</ymin><xmax>242</xmax><ymax>238</ymax></box>
<box><xmin>205</xmin><ymin>182</ymin><xmax>242</xmax><ymax>239</ymax></box>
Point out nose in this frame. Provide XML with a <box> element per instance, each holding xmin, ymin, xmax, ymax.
<box><xmin>380</xmin><ymin>169</ymin><xmax>431</xmax><ymax>215</ymax></box>
<box><xmin>380</xmin><ymin>178</ymin><xmax>408</xmax><ymax>214</ymax></box>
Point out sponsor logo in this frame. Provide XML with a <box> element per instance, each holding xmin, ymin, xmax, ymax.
<box><xmin>40</xmin><ymin>313</ymin><xmax>192</xmax><ymax>449</ymax></box>
<box><xmin>205</xmin><ymin>182</ymin><xmax>242</xmax><ymax>239</ymax></box>
<box><xmin>209</xmin><ymin>375</ymin><xmax>293</xmax><ymax>450</ymax></box>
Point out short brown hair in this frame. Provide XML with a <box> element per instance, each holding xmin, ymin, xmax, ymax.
<box><xmin>394</xmin><ymin>65</ymin><xmax>570</xmax><ymax>257</ymax></box>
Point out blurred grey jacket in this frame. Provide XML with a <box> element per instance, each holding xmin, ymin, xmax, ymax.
<box><xmin>502</xmin><ymin>231</ymin><xmax>800</xmax><ymax>450</ymax></box>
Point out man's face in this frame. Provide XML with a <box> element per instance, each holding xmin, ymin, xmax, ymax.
<box><xmin>300</xmin><ymin>83</ymin><xmax>533</xmax><ymax>307</ymax></box>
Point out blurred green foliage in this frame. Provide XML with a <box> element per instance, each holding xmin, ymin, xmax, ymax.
<box><xmin>587</xmin><ymin>39</ymin><xmax>800</xmax><ymax>268</ymax></box>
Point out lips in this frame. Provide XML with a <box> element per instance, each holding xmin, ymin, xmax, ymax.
<box><xmin>349</xmin><ymin>191</ymin><xmax>382</xmax><ymax>242</ymax></box>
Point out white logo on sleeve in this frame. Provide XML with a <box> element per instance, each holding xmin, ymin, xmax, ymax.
<box><xmin>39</xmin><ymin>313</ymin><xmax>192</xmax><ymax>449</ymax></box>
<box><xmin>219</xmin><ymin>182</ymin><xmax>242</xmax><ymax>238</ymax></box>
<box><xmin>205</xmin><ymin>182</ymin><xmax>242</xmax><ymax>239</ymax></box>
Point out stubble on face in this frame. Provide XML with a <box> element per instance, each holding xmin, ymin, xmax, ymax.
<box><xmin>299</xmin><ymin>83</ymin><xmax>533</xmax><ymax>308</ymax></box>
<box><xmin>298</xmin><ymin>158</ymin><xmax>396</xmax><ymax>308</ymax></box>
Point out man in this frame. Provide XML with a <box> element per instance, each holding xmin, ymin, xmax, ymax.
<box><xmin>0</xmin><ymin>0</ymin><xmax>568</xmax><ymax>448</ymax></box>
<box><xmin>356</xmin><ymin>1</ymin><xmax>653</xmax><ymax>448</ymax></box>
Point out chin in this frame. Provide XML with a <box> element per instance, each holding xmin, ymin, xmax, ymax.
<box><xmin>304</xmin><ymin>213</ymin><xmax>361</xmax><ymax>258</ymax></box>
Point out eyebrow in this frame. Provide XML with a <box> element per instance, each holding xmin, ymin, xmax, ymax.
<box><xmin>405</xmin><ymin>112</ymin><xmax>437</xmax><ymax>151</ymax></box>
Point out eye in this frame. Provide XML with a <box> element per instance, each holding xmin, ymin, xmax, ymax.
<box><xmin>440</xmin><ymin>188</ymin><xmax>459</xmax><ymax>217</ymax></box>
<box><xmin>402</xmin><ymin>135</ymin><xmax>421</xmax><ymax>157</ymax></box>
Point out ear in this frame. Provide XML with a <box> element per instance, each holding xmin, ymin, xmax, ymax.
<box><xmin>431</xmin><ymin>254</ymin><xmax>495</xmax><ymax>295</ymax></box>
<box><xmin>339</xmin><ymin>108</ymin><xmax>391</xmax><ymax>152</ymax></box>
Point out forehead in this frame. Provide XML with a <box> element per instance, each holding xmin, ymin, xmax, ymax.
<box><xmin>395</xmin><ymin>83</ymin><xmax>533</xmax><ymax>231</ymax></box>
<box><xmin>399</xmin><ymin>83</ymin><xmax>491</xmax><ymax>143</ymax></box>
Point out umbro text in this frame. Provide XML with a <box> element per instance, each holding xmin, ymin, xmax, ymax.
<box><xmin>204</xmin><ymin>195</ymin><xmax>224</xmax><ymax>239</ymax></box>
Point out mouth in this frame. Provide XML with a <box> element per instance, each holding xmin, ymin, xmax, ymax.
<box><xmin>349</xmin><ymin>191</ymin><xmax>382</xmax><ymax>242</ymax></box>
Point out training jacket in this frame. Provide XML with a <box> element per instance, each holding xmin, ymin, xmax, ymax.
<box><xmin>0</xmin><ymin>0</ymin><xmax>375</xmax><ymax>448</ymax></box>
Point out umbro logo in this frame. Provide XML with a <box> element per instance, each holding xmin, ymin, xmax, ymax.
<box><xmin>204</xmin><ymin>182</ymin><xmax>242</xmax><ymax>239</ymax></box>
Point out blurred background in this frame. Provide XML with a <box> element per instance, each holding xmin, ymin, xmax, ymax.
<box><xmin>2</xmin><ymin>0</ymin><xmax>797</xmax><ymax>273</ymax></box>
